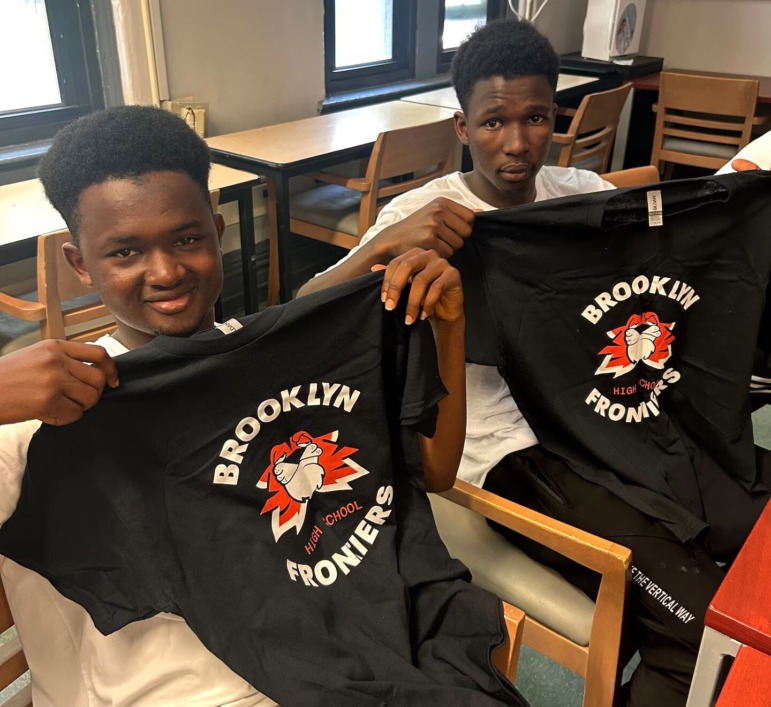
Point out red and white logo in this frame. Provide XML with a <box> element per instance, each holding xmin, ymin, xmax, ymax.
<box><xmin>595</xmin><ymin>312</ymin><xmax>675</xmax><ymax>378</ymax></box>
<box><xmin>257</xmin><ymin>430</ymin><xmax>369</xmax><ymax>541</ymax></box>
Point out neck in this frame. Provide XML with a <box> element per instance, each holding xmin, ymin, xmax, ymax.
<box><xmin>463</xmin><ymin>170</ymin><xmax>538</xmax><ymax>209</ymax></box>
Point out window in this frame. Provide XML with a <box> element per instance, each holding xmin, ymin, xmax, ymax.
<box><xmin>324</xmin><ymin>0</ymin><xmax>416</xmax><ymax>94</ymax></box>
<box><xmin>0</xmin><ymin>0</ymin><xmax>104</xmax><ymax>151</ymax></box>
<box><xmin>437</xmin><ymin>0</ymin><xmax>506</xmax><ymax>72</ymax></box>
<box><xmin>324</xmin><ymin>0</ymin><xmax>506</xmax><ymax>96</ymax></box>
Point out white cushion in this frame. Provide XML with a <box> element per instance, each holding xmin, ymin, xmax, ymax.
<box><xmin>429</xmin><ymin>493</ymin><xmax>596</xmax><ymax>646</ymax></box>
<box><xmin>662</xmin><ymin>137</ymin><xmax>738</xmax><ymax>160</ymax></box>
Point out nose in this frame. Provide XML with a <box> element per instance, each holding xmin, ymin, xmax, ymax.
<box><xmin>144</xmin><ymin>249</ymin><xmax>186</xmax><ymax>288</ymax></box>
<box><xmin>502</xmin><ymin>123</ymin><xmax>529</xmax><ymax>157</ymax></box>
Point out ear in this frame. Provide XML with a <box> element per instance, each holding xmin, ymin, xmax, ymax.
<box><xmin>454</xmin><ymin>111</ymin><xmax>469</xmax><ymax>146</ymax></box>
<box><xmin>214</xmin><ymin>212</ymin><xmax>226</xmax><ymax>246</ymax></box>
<box><xmin>62</xmin><ymin>242</ymin><xmax>94</xmax><ymax>289</ymax></box>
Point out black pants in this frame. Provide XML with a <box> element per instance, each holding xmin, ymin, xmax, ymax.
<box><xmin>483</xmin><ymin>445</ymin><xmax>771</xmax><ymax>707</ymax></box>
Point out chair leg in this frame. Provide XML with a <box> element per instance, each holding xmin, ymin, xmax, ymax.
<box><xmin>494</xmin><ymin>603</ymin><xmax>525</xmax><ymax>684</ymax></box>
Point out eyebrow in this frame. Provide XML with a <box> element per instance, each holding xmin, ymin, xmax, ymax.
<box><xmin>479</xmin><ymin>102</ymin><xmax>553</xmax><ymax>117</ymax></box>
<box><xmin>101</xmin><ymin>220</ymin><xmax>202</xmax><ymax>246</ymax></box>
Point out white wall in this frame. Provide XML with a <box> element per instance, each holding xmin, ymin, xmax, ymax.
<box><xmin>640</xmin><ymin>0</ymin><xmax>771</xmax><ymax>75</ymax></box>
<box><xmin>158</xmin><ymin>0</ymin><xmax>325</xmax><ymax>136</ymax></box>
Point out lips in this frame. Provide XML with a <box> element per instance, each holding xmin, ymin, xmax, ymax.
<box><xmin>499</xmin><ymin>164</ymin><xmax>531</xmax><ymax>182</ymax></box>
<box><xmin>145</xmin><ymin>288</ymin><xmax>195</xmax><ymax>315</ymax></box>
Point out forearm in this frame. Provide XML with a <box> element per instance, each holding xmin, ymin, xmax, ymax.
<box><xmin>296</xmin><ymin>237</ymin><xmax>393</xmax><ymax>297</ymax></box>
<box><xmin>420</xmin><ymin>316</ymin><xmax>466</xmax><ymax>492</ymax></box>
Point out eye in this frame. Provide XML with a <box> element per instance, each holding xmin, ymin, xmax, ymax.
<box><xmin>483</xmin><ymin>118</ymin><xmax>500</xmax><ymax>129</ymax></box>
<box><xmin>529</xmin><ymin>115</ymin><xmax>547</xmax><ymax>125</ymax></box>
<box><xmin>175</xmin><ymin>236</ymin><xmax>200</xmax><ymax>247</ymax></box>
<box><xmin>110</xmin><ymin>247</ymin><xmax>137</xmax><ymax>259</ymax></box>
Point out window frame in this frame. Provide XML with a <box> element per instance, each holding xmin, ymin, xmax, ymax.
<box><xmin>436</xmin><ymin>0</ymin><xmax>507</xmax><ymax>74</ymax></box>
<box><xmin>323</xmin><ymin>0</ymin><xmax>417</xmax><ymax>95</ymax></box>
<box><xmin>0</xmin><ymin>0</ymin><xmax>104</xmax><ymax>150</ymax></box>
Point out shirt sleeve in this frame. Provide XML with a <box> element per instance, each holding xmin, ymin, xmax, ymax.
<box><xmin>0</xmin><ymin>420</ymin><xmax>41</xmax><ymax>526</ymax></box>
<box><xmin>0</xmin><ymin>407</ymin><xmax>169</xmax><ymax>635</ymax></box>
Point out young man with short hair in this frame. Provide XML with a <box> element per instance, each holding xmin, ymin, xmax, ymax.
<box><xmin>299</xmin><ymin>18</ymin><xmax>768</xmax><ymax>707</ymax></box>
<box><xmin>0</xmin><ymin>106</ymin><xmax>487</xmax><ymax>705</ymax></box>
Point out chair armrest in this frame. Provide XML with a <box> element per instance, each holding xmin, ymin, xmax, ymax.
<box><xmin>550</xmin><ymin>133</ymin><xmax>573</xmax><ymax>145</ymax></box>
<box><xmin>305</xmin><ymin>171</ymin><xmax>372</xmax><ymax>192</ymax></box>
<box><xmin>0</xmin><ymin>292</ymin><xmax>46</xmax><ymax>322</ymax></box>
<box><xmin>601</xmin><ymin>165</ymin><xmax>661</xmax><ymax>188</ymax></box>
<box><xmin>440</xmin><ymin>479</ymin><xmax>631</xmax><ymax>577</ymax></box>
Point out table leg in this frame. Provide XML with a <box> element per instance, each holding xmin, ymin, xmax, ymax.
<box><xmin>235</xmin><ymin>188</ymin><xmax>259</xmax><ymax>314</ymax></box>
<box><xmin>686</xmin><ymin>627</ymin><xmax>742</xmax><ymax>707</ymax></box>
<box><xmin>272</xmin><ymin>175</ymin><xmax>293</xmax><ymax>304</ymax></box>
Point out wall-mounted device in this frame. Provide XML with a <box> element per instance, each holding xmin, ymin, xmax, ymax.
<box><xmin>582</xmin><ymin>0</ymin><xmax>647</xmax><ymax>63</ymax></box>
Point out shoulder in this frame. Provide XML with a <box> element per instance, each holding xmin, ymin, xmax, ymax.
<box><xmin>379</xmin><ymin>172</ymin><xmax>471</xmax><ymax>215</ymax></box>
<box><xmin>536</xmin><ymin>167</ymin><xmax>615</xmax><ymax>200</ymax></box>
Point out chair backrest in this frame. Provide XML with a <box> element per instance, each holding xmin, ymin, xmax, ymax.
<box><xmin>358</xmin><ymin>118</ymin><xmax>458</xmax><ymax>233</ymax></box>
<box><xmin>650</xmin><ymin>72</ymin><xmax>759</xmax><ymax>172</ymax></box>
<box><xmin>601</xmin><ymin>165</ymin><xmax>660</xmax><ymax>188</ymax></box>
<box><xmin>554</xmin><ymin>83</ymin><xmax>632</xmax><ymax>173</ymax></box>
<box><xmin>0</xmin><ymin>575</ymin><xmax>31</xmax><ymax>706</ymax></box>
<box><xmin>36</xmin><ymin>230</ymin><xmax>115</xmax><ymax>342</ymax></box>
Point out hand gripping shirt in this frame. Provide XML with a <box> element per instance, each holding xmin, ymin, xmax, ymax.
<box><xmin>452</xmin><ymin>171</ymin><xmax>771</xmax><ymax>548</ymax></box>
<box><xmin>0</xmin><ymin>274</ymin><xmax>523</xmax><ymax>707</ymax></box>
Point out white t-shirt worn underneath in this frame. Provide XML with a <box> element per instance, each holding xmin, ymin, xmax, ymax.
<box><xmin>0</xmin><ymin>334</ymin><xmax>275</xmax><ymax>707</ymax></box>
<box><xmin>324</xmin><ymin>167</ymin><xmax>615</xmax><ymax>488</ymax></box>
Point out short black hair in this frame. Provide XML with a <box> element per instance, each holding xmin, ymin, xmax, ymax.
<box><xmin>38</xmin><ymin>105</ymin><xmax>212</xmax><ymax>239</ymax></box>
<box><xmin>451</xmin><ymin>18</ymin><xmax>559</xmax><ymax>113</ymax></box>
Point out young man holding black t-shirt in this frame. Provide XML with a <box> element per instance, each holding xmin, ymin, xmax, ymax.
<box><xmin>0</xmin><ymin>107</ymin><xmax>518</xmax><ymax>706</ymax></box>
<box><xmin>299</xmin><ymin>18</ymin><xmax>770</xmax><ymax>707</ymax></box>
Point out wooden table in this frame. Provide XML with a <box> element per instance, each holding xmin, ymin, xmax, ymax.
<box><xmin>401</xmin><ymin>73</ymin><xmax>601</xmax><ymax>111</ymax></box>
<box><xmin>0</xmin><ymin>164</ymin><xmax>263</xmax><ymax>314</ymax></box>
<box><xmin>208</xmin><ymin>100</ymin><xmax>457</xmax><ymax>303</ymax></box>
<box><xmin>686</xmin><ymin>499</ymin><xmax>771</xmax><ymax>706</ymax></box>
<box><xmin>624</xmin><ymin>69</ymin><xmax>771</xmax><ymax>169</ymax></box>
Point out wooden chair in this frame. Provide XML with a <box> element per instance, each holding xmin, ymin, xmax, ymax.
<box><xmin>0</xmin><ymin>576</ymin><xmax>31</xmax><ymax>707</ymax></box>
<box><xmin>270</xmin><ymin>118</ymin><xmax>459</xmax><ymax>302</ymax></box>
<box><xmin>650</xmin><ymin>72</ymin><xmax>759</xmax><ymax>178</ymax></box>
<box><xmin>601</xmin><ymin>165</ymin><xmax>661</xmax><ymax>188</ymax></box>
<box><xmin>0</xmin><ymin>191</ymin><xmax>221</xmax><ymax>353</ymax></box>
<box><xmin>430</xmin><ymin>480</ymin><xmax>631</xmax><ymax>707</ymax></box>
<box><xmin>0</xmin><ymin>229</ymin><xmax>115</xmax><ymax>347</ymax></box>
<box><xmin>550</xmin><ymin>83</ymin><xmax>633</xmax><ymax>173</ymax></box>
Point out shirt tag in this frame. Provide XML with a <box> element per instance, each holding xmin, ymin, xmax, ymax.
<box><xmin>215</xmin><ymin>319</ymin><xmax>243</xmax><ymax>335</ymax></box>
<box><xmin>646</xmin><ymin>190</ymin><xmax>663</xmax><ymax>227</ymax></box>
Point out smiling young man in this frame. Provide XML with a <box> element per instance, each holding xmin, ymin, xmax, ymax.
<box><xmin>0</xmin><ymin>106</ymin><xmax>479</xmax><ymax>705</ymax></box>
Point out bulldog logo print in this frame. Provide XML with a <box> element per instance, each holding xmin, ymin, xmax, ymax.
<box><xmin>595</xmin><ymin>312</ymin><xmax>676</xmax><ymax>378</ymax></box>
<box><xmin>257</xmin><ymin>431</ymin><xmax>369</xmax><ymax>541</ymax></box>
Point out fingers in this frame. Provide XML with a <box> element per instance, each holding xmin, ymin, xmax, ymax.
<box><xmin>58</xmin><ymin>341</ymin><xmax>120</xmax><ymax>388</ymax></box>
<box><xmin>380</xmin><ymin>249</ymin><xmax>462</xmax><ymax>325</ymax></box>
<box><xmin>731</xmin><ymin>158</ymin><xmax>760</xmax><ymax>172</ymax></box>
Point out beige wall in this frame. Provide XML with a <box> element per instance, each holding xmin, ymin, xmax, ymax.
<box><xmin>529</xmin><ymin>0</ymin><xmax>589</xmax><ymax>55</ymax></box>
<box><xmin>640</xmin><ymin>0</ymin><xmax>771</xmax><ymax>75</ymax></box>
<box><xmin>158</xmin><ymin>0</ymin><xmax>325</xmax><ymax>136</ymax></box>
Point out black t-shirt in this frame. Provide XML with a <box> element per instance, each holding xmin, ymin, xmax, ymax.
<box><xmin>0</xmin><ymin>274</ymin><xmax>523</xmax><ymax>706</ymax></box>
<box><xmin>453</xmin><ymin>172</ymin><xmax>771</xmax><ymax>549</ymax></box>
